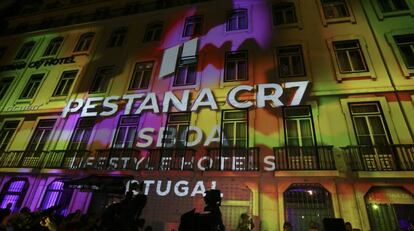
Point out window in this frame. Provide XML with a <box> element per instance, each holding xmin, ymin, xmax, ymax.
<box><xmin>19</xmin><ymin>74</ymin><xmax>44</xmax><ymax>99</ymax></box>
<box><xmin>227</xmin><ymin>9</ymin><xmax>248</xmax><ymax>31</ymax></box>
<box><xmin>321</xmin><ymin>0</ymin><xmax>350</xmax><ymax>19</ymax></box>
<box><xmin>394</xmin><ymin>34</ymin><xmax>414</xmax><ymax>69</ymax></box>
<box><xmin>112</xmin><ymin>116</ymin><xmax>140</xmax><ymax>148</ymax></box>
<box><xmin>284</xmin><ymin>184</ymin><xmax>334</xmax><ymax>231</ymax></box>
<box><xmin>377</xmin><ymin>0</ymin><xmax>409</xmax><ymax>12</ymax></box>
<box><xmin>183</xmin><ymin>16</ymin><xmax>203</xmax><ymax>37</ymax></box>
<box><xmin>90</xmin><ymin>66</ymin><xmax>114</xmax><ymax>93</ymax></box>
<box><xmin>129</xmin><ymin>62</ymin><xmax>153</xmax><ymax>90</ymax></box>
<box><xmin>68</xmin><ymin>118</ymin><xmax>95</xmax><ymax>150</ymax></box>
<box><xmin>143</xmin><ymin>23</ymin><xmax>163</xmax><ymax>42</ymax></box>
<box><xmin>43</xmin><ymin>37</ymin><xmax>63</xmax><ymax>56</ymax></box>
<box><xmin>0</xmin><ymin>47</ymin><xmax>6</xmax><ymax>60</ymax></box>
<box><xmin>73</xmin><ymin>32</ymin><xmax>94</xmax><ymax>52</ymax></box>
<box><xmin>0</xmin><ymin>77</ymin><xmax>14</xmax><ymax>101</ymax></box>
<box><xmin>221</xmin><ymin>110</ymin><xmax>248</xmax><ymax>147</ymax></box>
<box><xmin>15</xmin><ymin>41</ymin><xmax>35</xmax><ymax>60</ymax></box>
<box><xmin>174</xmin><ymin>57</ymin><xmax>197</xmax><ymax>86</ymax></box>
<box><xmin>0</xmin><ymin>178</ymin><xmax>29</xmax><ymax>212</ymax></box>
<box><xmin>224</xmin><ymin>51</ymin><xmax>248</xmax><ymax>82</ymax></box>
<box><xmin>26</xmin><ymin>119</ymin><xmax>56</xmax><ymax>151</ymax></box>
<box><xmin>276</xmin><ymin>45</ymin><xmax>305</xmax><ymax>77</ymax></box>
<box><xmin>40</xmin><ymin>180</ymin><xmax>73</xmax><ymax>214</ymax></box>
<box><xmin>107</xmin><ymin>28</ymin><xmax>127</xmax><ymax>47</ymax></box>
<box><xmin>272</xmin><ymin>3</ymin><xmax>297</xmax><ymax>25</ymax></box>
<box><xmin>333</xmin><ymin>40</ymin><xmax>368</xmax><ymax>73</ymax></box>
<box><xmin>53</xmin><ymin>70</ymin><xmax>78</xmax><ymax>97</ymax></box>
<box><xmin>164</xmin><ymin>113</ymin><xmax>191</xmax><ymax>148</ymax></box>
<box><xmin>283</xmin><ymin>106</ymin><xmax>315</xmax><ymax>147</ymax></box>
<box><xmin>349</xmin><ymin>102</ymin><xmax>391</xmax><ymax>146</ymax></box>
<box><xmin>0</xmin><ymin>121</ymin><xmax>19</xmax><ymax>151</ymax></box>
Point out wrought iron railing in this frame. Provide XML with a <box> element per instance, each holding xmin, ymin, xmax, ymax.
<box><xmin>205</xmin><ymin>147</ymin><xmax>260</xmax><ymax>171</ymax></box>
<box><xmin>342</xmin><ymin>145</ymin><xmax>414</xmax><ymax>171</ymax></box>
<box><xmin>273</xmin><ymin>146</ymin><xmax>336</xmax><ymax>170</ymax></box>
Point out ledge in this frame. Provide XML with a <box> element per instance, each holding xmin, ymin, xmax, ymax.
<box><xmin>356</xmin><ymin>171</ymin><xmax>414</xmax><ymax>178</ymax></box>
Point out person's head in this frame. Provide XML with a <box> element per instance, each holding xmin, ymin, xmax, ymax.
<box><xmin>345</xmin><ymin>222</ymin><xmax>352</xmax><ymax>231</ymax></box>
<box><xmin>20</xmin><ymin>207</ymin><xmax>30</xmax><ymax>214</ymax></box>
<box><xmin>283</xmin><ymin>221</ymin><xmax>292</xmax><ymax>231</ymax></box>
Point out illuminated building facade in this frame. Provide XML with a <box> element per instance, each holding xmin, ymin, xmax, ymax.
<box><xmin>0</xmin><ymin>0</ymin><xmax>414</xmax><ymax>230</ymax></box>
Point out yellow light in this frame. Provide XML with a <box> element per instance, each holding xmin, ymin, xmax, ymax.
<box><xmin>372</xmin><ymin>204</ymin><xmax>379</xmax><ymax>210</ymax></box>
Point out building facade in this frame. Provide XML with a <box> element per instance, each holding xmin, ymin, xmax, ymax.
<box><xmin>0</xmin><ymin>0</ymin><xmax>413</xmax><ymax>230</ymax></box>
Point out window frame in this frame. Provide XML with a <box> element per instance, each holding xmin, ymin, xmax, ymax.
<box><xmin>128</xmin><ymin>61</ymin><xmax>154</xmax><ymax>90</ymax></box>
<box><xmin>52</xmin><ymin>70</ymin><xmax>79</xmax><ymax>97</ymax></box>
<box><xmin>25</xmin><ymin>119</ymin><xmax>57</xmax><ymax>152</ymax></box>
<box><xmin>333</xmin><ymin>40</ymin><xmax>369</xmax><ymax>74</ymax></box>
<box><xmin>348</xmin><ymin>102</ymin><xmax>393</xmax><ymax>146</ymax></box>
<box><xmin>327</xmin><ymin>36</ymin><xmax>377</xmax><ymax>81</ymax></box>
<box><xmin>111</xmin><ymin>115</ymin><xmax>140</xmax><ymax>149</ymax></box>
<box><xmin>276</xmin><ymin>45</ymin><xmax>306</xmax><ymax>78</ymax></box>
<box><xmin>370</xmin><ymin>0</ymin><xmax>414</xmax><ymax>20</ymax></box>
<box><xmin>173</xmin><ymin>57</ymin><xmax>198</xmax><ymax>87</ymax></box>
<box><xmin>19</xmin><ymin>73</ymin><xmax>45</xmax><ymax>100</ymax></box>
<box><xmin>40</xmin><ymin>180</ymin><xmax>73</xmax><ymax>214</ymax></box>
<box><xmin>0</xmin><ymin>120</ymin><xmax>21</xmax><ymax>151</ymax></box>
<box><xmin>89</xmin><ymin>66</ymin><xmax>114</xmax><ymax>94</ymax></box>
<box><xmin>272</xmin><ymin>2</ymin><xmax>298</xmax><ymax>26</ymax></box>
<box><xmin>282</xmin><ymin>106</ymin><xmax>317</xmax><ymax>147</ymax></box>
<box><xmin>143</xmin><ymin>23</ymin><xmax>163</xmax><ymax>43</ymax></box>
<box><xmin>340</xmin><ymin>97</ymin><xmax>399</xmax><ymax>146</ymax></box>
<box><xmin>67</xmin><ymin>118</ymin><xmax>95</xmax><ymax>151</ymax></box>
<box><xmin>224</xmin><ymin>51</ymin><xmax>249</xmax><ymax>82</ymax></box>
<box><xmin>107</xmin><ymin>28</ymin><xmax>127</xmax><ymax>48</ymax></box>
<box><xmin>163</xmin><ymin>112</ymin><xmax>192</xmax><ymax>148</ymax></box>
<box><xmin>43</xmin><ymin>37</ymin><xmax>63</xmax><ymax>57</ymax></box>
<box><xmin>73</xmin><ymin>32</ymin><xmax>95</xmax><ymax>54</ymax></box>
<box><xmin>386</xmin><ymin>30</ymin><xmax>414</xmax><ymax>77</ymax></box>
<box><xmin>0</xmin><ymin>77</ymin><xmax>14</xmax><ymax>102</ymax></box>
<box><xmin>316</xmin><ymin>0</ymin><xmax>356</xmax><ymax>25</ymax></box>
<box><xmin>226</xmin><ymin>8</ymin><xmax>249</xmax><ymax>32</ymax></box>
<box><xmin>0</xmin><ymin>178</ymin><xmax>29</xmax><ymax>213</ymax></box>
<box><xmin>15</xmin><ymin>41</ymin><xmax>36</xmax><ymax>60</ymax></box>
<box><xmin>182</xmin><ymin>15</ymin><xmax>203</xmax><ymax>37</ymax></box>
<box><xmin>220</xmin><ymin>109</ymin><xmax>249</xmax><ymax>148</ymax></box>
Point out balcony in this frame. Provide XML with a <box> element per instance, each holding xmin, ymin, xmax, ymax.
<box><xmin>273</xmin><ymin>146</ymin><xmax>336</xmax><ymax>170</ymax></box>
<box><xmin>0</xmin><ymin>148</ymin><xmax>196</xmax><ymax>171</ymax></box>
<box><xmin>205</xmin><ymin>147</ymin><xmax>260</xmax><ymax>171</ymax></box>
<box><xmin>343</xmin><ymin>145</ymin><xmax>414</xmax><ymax>171</ymax></box>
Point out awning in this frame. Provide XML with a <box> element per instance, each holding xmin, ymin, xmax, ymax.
<box><xmin>64</xmin><ymin>175</ymin><xmax>133</xmax><ymax>194</ymax></box>
<box><xmin>366</xmin><ymin>187</ymin><xmax>414</xmax><ymax>204</ymax></box>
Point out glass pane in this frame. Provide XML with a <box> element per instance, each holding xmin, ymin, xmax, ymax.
<box><xmin>349</xmin><ymin>50</ymin><xmax>366</xmax><ymax>71</ymax></box>
<box><xmin>400</xmin><ymin>45</ymin><xmax>414</xmax><ymax>68</ymax></box>
<box><xmin>286</xmin><ymin>120</ymin><xmax>298</xmax><ymax>138</ymax></box>
<box><xmin>354</xmin><ymin>117</ymin><xmax>370</xmax><ymax>135</ymax></box>
<box><xmin>226</xmin><ymin>62</ymin><xmax>235</xmax><ymax>81</ymax></box>
<box><xmin>336</xmin><ymin>51</ymin><xmax>352</xmax><ymax>72</ymax></box>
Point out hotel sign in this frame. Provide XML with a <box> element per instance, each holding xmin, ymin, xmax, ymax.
<box><xmin>0</xmin><ymin>56</ymin><xmax>76</xmax><ymax>72</ymax></box>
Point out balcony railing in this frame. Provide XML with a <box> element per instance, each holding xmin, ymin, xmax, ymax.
<box><xmin>273</xmin><ymin>146</ymin><xmax>336</xmax><ymax>170</ymax></box>
<box><xmin>205</xmin><ymin>147</ymin><xmax>260</xmax><ymax>171</ymax></box>
<box><xmin>343</xmin><ymin>145</ymin><xmax>414</xmax><ymax>171</ymax></box>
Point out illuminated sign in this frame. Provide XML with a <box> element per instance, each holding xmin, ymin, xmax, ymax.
<box><xmin>62</xmin><ymin>81</ymin><xmax>310</xmax><ymax>118</ymax></box>
<box><xmin>0</xmin><ymin>56</ymin><xmax>76</xmax><ymax>72</ymax></box>
<box><xmin>125</xmin><ymin>179</ymin><xmax>218</xmax><ymax>197</ymax></box>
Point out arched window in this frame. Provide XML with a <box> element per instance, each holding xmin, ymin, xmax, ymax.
<box><xmin>74</xmin><ymin>32</ymin><xmax>95</xmax><ymax>52</ymax></box>
<box><xmin>365</xmin><ymin>186</ymin><xmax>414</xmax><ymax>231</ymax></box>
<box><xmin>284</xmin><ymin>184</ymin><xmax>334</xmax><ymax>231</ymax></box>
<box><xmin>0</xmin><ymin>178</ymin><xmax>29</xmax><ymax>212</ymax></box>
<box><xmin>40</xmin><ymin>180</ymin><xmax>73</xmax><ymax>214</ymax></box>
